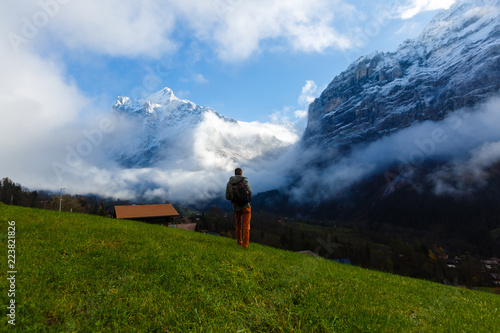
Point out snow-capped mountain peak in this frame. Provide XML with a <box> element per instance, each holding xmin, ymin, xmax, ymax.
<box><xmin>304</xmin><ymin>0</ymin><xmax>500</xmax><ymax>151</ymax></box>
<box><xmin>106</xmin><ymin>87</ymin><xmax>299</xmax><ymax>169</ymax></box>
<box><xmin>113</xmin><ymin>87</ymin><xmax>203</xmax><ymax>121</ymax></box>
<box><xmin>146</xmin><ymin>87</ymin><xmax>176</xmax><ymax>103</ymax></box>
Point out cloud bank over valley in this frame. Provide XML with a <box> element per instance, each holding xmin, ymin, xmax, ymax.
<box><xmin>289</xmin><ymin>96</ymin><xmax>500</xmax><ymax>203</ymax></box>
<box><xmin>8</xmin><ymin>90</ymin><xmax>301</xmax><ymax>205</ymax></box>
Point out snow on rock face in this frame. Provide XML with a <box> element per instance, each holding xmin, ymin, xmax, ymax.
<box><xmin>304</xmin><ymin>0</ymin><xmax>500</xmax><ymax>153</ymax></box>
<box><xmin>105</xmin><ymin>87</ymin><xmax>299</xmax><ymax>170</ymax></box>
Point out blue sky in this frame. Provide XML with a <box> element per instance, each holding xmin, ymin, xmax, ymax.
<box><xmin>0</xmin><ymin>0</ymin><xmax>457</xmax><ymax>196</ymax></box>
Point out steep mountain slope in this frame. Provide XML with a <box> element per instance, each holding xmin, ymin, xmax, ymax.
<box><xmin>304</xmin><ymin>0</ymin><xmax>500</xmax><ymax>152</ymax></box>
<box><xmin>255</xmin><ymin>0</ymin><xmax>500</xmax><ymax>235</ymax></box>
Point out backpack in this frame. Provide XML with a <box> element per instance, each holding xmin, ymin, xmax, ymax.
<box><xmin>232</xmin><ymin>179</ymin><xmax>251</xmax><ymax>206</ymax></box>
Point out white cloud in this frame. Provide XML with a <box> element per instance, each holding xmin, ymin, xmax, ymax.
<box><xmin>3</xmin><ymin>0</ymin><xmax>179</xmax><ymax>58</ymax></box>
<box><xmin>193</xmin><ymin>112</ymin><xmax>299</xmax><ymax>170</ymax></box>
<box><xmin>194</xmin><ymin>73</ymin><xmax>209</xmax><ymax>84</ymax></box>
<box><xmin>180</xmin><ymin>73</ymin><xmax>209</xmax><ymax>84</ymax></box>
<box><xmin>270</xmin><ymin>107</ymin><xmax>295</xmax><ymax>128</ymax></box>
<box><xmin>271</xmin><ymin>80</ymin><xmax>320</xmax><ymax>132</ymax></box>
<box><xmin>397</xmin><ymin>0</ymin><xmax>457</xmax><ymax>20</ymax></box>
<box><xmin>3</xmin><ymin>0</ymin><xmax>359</xmax><ymax>62</ymax></box>
<box><xmin>298</xmin><ymin>80</ymin><xmax>318</xmax><ymax>106</ymax></box>
<box><xmin>395</xmin><ymin>21</ymin><xmax>425</xmax><ymax>35</ymax></box>
<box><xmin>48</xmin><ymin>0</ymin><xmax>178</xmax><ymax>57</ymax></box>
<box><xmin>0</xmin><ymin>10</ymin><xmax>93</xmax><ymax>191</ymax></box>
<box><xmin>171</xmin><ymin>0</ymin><xmax>357</xmax><ymax>61</ymax></box>
<box><xmin>294</xmin><ymin>110</ymin><xmax>308</xmax><ymax>119</ymax></box>
<box><xmin>428</xmin><ymin>141</ymin><xmax>500</xmax><ymax>196</ymax></box>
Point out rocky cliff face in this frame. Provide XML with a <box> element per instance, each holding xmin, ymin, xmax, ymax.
<box><xmin>304</xmin><ymin>0</ymin><xmax>500</xmax><ymax>152</ymax></box>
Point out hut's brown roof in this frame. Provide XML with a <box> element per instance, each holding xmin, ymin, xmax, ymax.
<box><xmin>114</xmin><ymin>204</ymin><xmax>179</xmax><ymax>219</ymax></box>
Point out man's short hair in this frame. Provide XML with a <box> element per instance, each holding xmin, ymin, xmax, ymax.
<box><xmin>235</xmin><ymin>168</ymin><xmax>242</xmax><ymax>175</ymax></box>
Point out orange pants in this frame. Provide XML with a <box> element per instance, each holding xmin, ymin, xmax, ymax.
<box><xmin>234</xmin><ymin>207</ymin><xmax>251</xmax><ymax>248</ymax></box>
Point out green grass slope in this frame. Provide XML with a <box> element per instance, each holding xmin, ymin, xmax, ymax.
<box><xmin>1</xmin><ymin>205</ymin><xmax>499</xmax><ymax>332</ymax></box>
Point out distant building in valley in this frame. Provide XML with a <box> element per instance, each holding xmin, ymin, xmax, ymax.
<box><xmin>114</xmin><ymin>204</ymin><xmax>180</xmax><ymax>225</ymax></box>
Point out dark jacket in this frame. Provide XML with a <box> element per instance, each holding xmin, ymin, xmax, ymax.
<box><xmin>225</xmin><ymin>175</ymin><xmax>252</xmax><ymax>211</ymax></box>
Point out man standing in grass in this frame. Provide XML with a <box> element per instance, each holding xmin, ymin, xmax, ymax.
<box><xmin>226</xmin><ymin>168</ymin><xmax>252</xmax><ymax>249</ymax></box>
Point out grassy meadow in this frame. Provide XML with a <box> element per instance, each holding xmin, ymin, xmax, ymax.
<box><xmin>1</xmin><ymin>205</ymin><xmax>499</xmax><ymax>332</ymax></box>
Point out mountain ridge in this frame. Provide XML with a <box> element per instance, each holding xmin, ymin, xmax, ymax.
<box><xmin>304</xmin><ymin>0</ymin><xmax>500</xmax><ymax>153</ymax></box>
